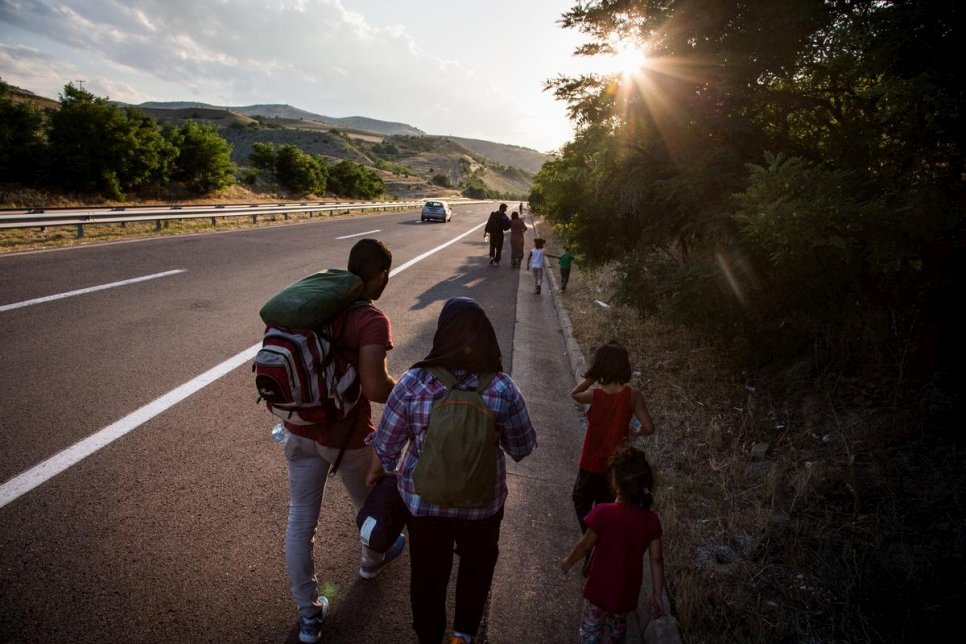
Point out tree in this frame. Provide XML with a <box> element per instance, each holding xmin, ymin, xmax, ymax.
<box><xmin>327</xmin><ymin>159</ymin><xmax>384</xmax><ymax>199</ymax></box>
<box><xmin>46</xmin><ymin>84</ymin><xmax>175</xmax><ymax>199</ymax></box>
<box><xmin>167</xmin><ymin>121</ymin><xmax>236</xmax><ymax>193</ymax></box>
<box><xmin>275</xmin><ymin>145</ymin><xmax>326</xmax><ymax>195</ymax></box>
<box><xmin>249</xmin><ymin>142</ymin><xmax>277</xmax><ymax>172</ymax></box>
<box><xmin>535</xmin><ymin>0</ymin><xmax>966</xmax><ymax>377</ymax></box>
<box><xmin>0</xmin><ymin>80</ymin><xmax>47</xmax><ymax>185</ymax></box>
<box><xmin>460</xmin><ymin>174</ymin><xmax>493</xmax><ymax>199</ymax></box>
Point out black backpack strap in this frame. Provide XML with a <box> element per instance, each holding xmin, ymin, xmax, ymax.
<box><xmin>325</xmin><ymin>300</ymin><xmax>372</xmax><ymax>477</ymax></box>
<box><xmin>328</xmin><ymin>423</ymin><xmax>354</xmax><ymax>477</ymax></box>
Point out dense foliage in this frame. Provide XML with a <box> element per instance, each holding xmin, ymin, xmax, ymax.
<box><xmin>46</xmin><ymin>85</ymin><xmax>178</xmax><ymax>199</ymax></box>
<box><xmin>532</xmin><ymin>0</ymin><xmax>965</xmax><ymax>384</ymax></box>
<box><xmin>0</xmin><ymin>83</ymin><xmax>237</xmax><ymax>200</ymax></box>
<box><xmin>163</xmin><ymin>121</ymin><xmax>236</xmax><ymax>193</ymax></box>
<box><xmin>0</xmin><ymin>82</ymin><xmax>386</xmax><ymax>201</ymax></box>
<box><xmin>0</xmin><ymin>86</ymin><xmax>46</xmax><ymax>186</ymax></box>
<box><xmin>534</xmin><ymin>3</ymin><xmax>965</xmax><ymax>640</ymax></box>
<box><xmin>247</xmin><ymin>143</ymin><xmax>384</xmax><ymax>199</ymax></box>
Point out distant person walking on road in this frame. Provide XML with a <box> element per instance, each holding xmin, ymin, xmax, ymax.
<box><xmin>368</xmin><ymin>297</ymin><xmax>537</xmax><ymax>644</ymax></box>
<box><xmin>485</xmin><ymin>203</ymin><xmax>511</xmax><ymax>265</ymax></box>
<box><xmin>570</xmin><ymin>341</ymin><xmax>655</xmax><ymax>561</ymax></box>
<box><xmin>560</xmin><ymin>445</ymin><xmax>665</xmax><ymax>643</ymax></box>
<box><xmin>527</xmin><ymin>237</ymin><xmax>548</xmax><ymax>294</ymax></box>
<box><xmin>282</xmin><ymin>239</ymin><xmax>402</xmax><ymax>644</ymax></box>
<box><xmin>509</xmin><ymin>211</ymin><xmax>528</xmax><ymax>268</ymax></box>
<box><xmin>548</xmin><ymin>247</ymin><xmax>575</xmax><ymax>292</ymax></box>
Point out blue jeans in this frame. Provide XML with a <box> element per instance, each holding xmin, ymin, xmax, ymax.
<box><xmin>284</xmin><ymin>434</ymin><xmax>383</xmax><ymax>618</ymax></box>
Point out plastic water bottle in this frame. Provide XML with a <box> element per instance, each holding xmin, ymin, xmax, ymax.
<box><xmin>630</xmin><ymin>417</ymin><xmax>642</xmax><ymax>434</ymax></box>
<box><xmin>271</xmin><ymin>422</ymin><xmax>288</xmax><ymax>444</ymax></box>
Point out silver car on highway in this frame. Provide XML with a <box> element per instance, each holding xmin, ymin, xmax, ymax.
<box><xmin>420</xmin><ymin>200</ymin><xmax>452</xmax><ymax>223</ymax></box>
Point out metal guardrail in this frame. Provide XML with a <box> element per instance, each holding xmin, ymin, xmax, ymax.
<box><xmin>0</xmin><ymin>199</ymin><xmax>491</xmax><ymax>238</ymax></box>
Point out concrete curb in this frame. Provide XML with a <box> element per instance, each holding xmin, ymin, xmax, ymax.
<box><xmin>537</xmin><ymin>224</ymin><xmax>683</xmax><ymax>644</ymax></box>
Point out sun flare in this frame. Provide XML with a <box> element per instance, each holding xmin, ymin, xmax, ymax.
<box><xmin>611</xmin><ymin>39</ymin><xmax>649</xmax><ymax>77</ymax></box>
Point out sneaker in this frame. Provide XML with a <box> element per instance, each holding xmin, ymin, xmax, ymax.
<box><xmin>298</xmin><ymin>596</ymin><xmax>329</xmax><ymax>643</ymax></box>
<box><xmin>359</xmin><ymin>534</ymin><xmax>406</xmax><ymax>579</ymax></box>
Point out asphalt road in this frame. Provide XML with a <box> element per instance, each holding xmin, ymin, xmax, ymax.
<box><xmin>0</xmin><ymin>203</ymin><xmax>552</xmax><ymax>643</ymax></box>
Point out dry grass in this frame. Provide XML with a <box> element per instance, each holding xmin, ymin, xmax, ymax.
<box><xmin>541</xmin><ymin>230</ymin><xmax>961</xmax><ymax>643</ymax></box>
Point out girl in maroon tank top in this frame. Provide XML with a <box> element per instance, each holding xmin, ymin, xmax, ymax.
<box><xmin>570</xmin><ymin>341</ymin><xmax>656</xmax><ymax>573</ymax></box>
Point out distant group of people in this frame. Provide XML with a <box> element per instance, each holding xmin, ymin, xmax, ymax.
<box><xmin>276</xmin><ymin>234</ymin><xmax>663</xmax><ymax>644</ymax></box>
<box><xmin>484</xmin><ymin>202</ymin><xmax>575</xmax><ymax>294</ymax></box>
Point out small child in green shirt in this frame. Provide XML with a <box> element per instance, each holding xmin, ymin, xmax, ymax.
<box><xmin>548</xmin><ymin>247</ymin><xmax>575</xmax><ymax>292</ymax></box>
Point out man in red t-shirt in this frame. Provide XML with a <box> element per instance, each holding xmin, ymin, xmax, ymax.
<box><xmin>283</xmin><ymin>239</ymin><xmax>399</xmax><ymax>643</ymax></box>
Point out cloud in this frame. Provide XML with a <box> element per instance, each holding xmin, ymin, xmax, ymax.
<box><xmin>0</xmin><ymin>0</ymin><xmax>576</xmax><ymax>150</ymax></box>
<box><xmin>0</xmin><ymin>42</ymin><xmax>79</xmax><ymax>96</ymax></box>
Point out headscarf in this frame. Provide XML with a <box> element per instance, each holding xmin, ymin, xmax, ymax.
<box><xmin>413</xmin><ymin>297</ymin><xmax>503</xmax><ymax>373</ymax></box>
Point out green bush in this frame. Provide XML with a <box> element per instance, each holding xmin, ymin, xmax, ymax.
<box><xmin>166</xmin><ymin>121</ymin><xmax>236</xmax><ymax>194</ymax></box>
<box><xmin>275</xmin><ymin>145</ymin><xmax>326</xmax><ymax>196</ymax></box>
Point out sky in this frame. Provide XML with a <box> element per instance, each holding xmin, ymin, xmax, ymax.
<box><xmin>0</xmin><ymin>0</ymin><xmax>616</xmax><ymax>153</ymax></box>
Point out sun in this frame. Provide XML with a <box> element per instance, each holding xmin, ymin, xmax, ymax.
<box><xmin>611</xmin><ymin>39</ymin><xmax>649</xmax><ymax>77</ymax></box>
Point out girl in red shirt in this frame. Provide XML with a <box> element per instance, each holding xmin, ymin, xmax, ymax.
<box><xmin>560</xmin><ymin>446</ymin><xmax>665</xmax><ymax>642</ymax></box>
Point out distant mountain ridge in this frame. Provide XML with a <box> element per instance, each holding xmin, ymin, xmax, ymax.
<box><xmin>7</xmin><ymin>84</ymin><xmax>548</xmax><ymax>198</ymax></box>
<box><xmin>137</xmin><ymin>101</ymin><xmax>426</xmax><ymax>137</ymax></box>
<box><xmin>136</xmin><ymin>101</ymin><xmax>548</xmax><ymax>172</ymax></box>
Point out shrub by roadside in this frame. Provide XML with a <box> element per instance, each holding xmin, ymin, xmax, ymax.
<box><xmin>540</xmin><ymin>227</ymin><xmax>962</xmax><ymax>643</ymax></box>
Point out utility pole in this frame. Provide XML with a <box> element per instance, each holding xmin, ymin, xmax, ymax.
<box><xmin>75</xmin><ymin>79</ymin><xmax>86</xmax><ymax>90</ymax></box>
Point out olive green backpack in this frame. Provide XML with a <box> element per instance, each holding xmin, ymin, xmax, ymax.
<box><xmin>413</xmin><ymin>368</ymin><xmax>498</xmax><ymax>508</ymax></box>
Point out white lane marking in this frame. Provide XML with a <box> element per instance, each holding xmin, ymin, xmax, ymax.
<box><xmin>391</xmin><ymin>222</ymin><xmax>485</xmax><ymax>274</ymax></box>
<box><xmin>0</xmin><ymin>348</ymin><xmax>258</xmax><ymax>509</ymax></box>
<box><xmin>0</xmin><ymin>222</ymin><xmax>487</xmax><ymax>509</ymax></box>
<box><xmin>0</xmin><ymin>270</ymin><xmax>187</xmax><ymax>312</ymax></box>
<box><xmin>335</xmin><ymin>229</ymin><xmax>381</xmax><ymax>240</ymax></box>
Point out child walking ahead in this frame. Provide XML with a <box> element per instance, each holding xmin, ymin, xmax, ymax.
<box><xmin>546</xmin><ymin>247</ymin><xmax>575</xmax><ymax>292</ymax></box>
<box><xmin>560</xmin><ymin>446</ymin><xmax>665</xmax><ymax>643</ymax></box>
<box><xmin>526</xmin><ymin>238</ymin><xmax>547</xmax><ymax>293</ymax></box>
<box><xmin>571</xmin><ymin>341</ymin><xmax>655</xmax><ymax>537</ymax></box>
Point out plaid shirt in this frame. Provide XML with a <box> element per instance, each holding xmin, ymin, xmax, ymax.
<box><xmin>369</xmin><ymin>367</ymin><xmax>537</xmax><ymax>519</ymax></box>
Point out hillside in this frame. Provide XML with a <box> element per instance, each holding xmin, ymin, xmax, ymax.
<box><xmin>234</xmin><ymin>104</ymin><xmax>426</xmax><ymax>137</ymax></box>
<box><xmin>136</xmin><ymin>101</ymin><xmax>548</xmax><ymax>171</ymax></box>
<box><xmin>4</xmin><ymin>85</ymin><xmax>60</xmax><ymax>111</ymax></box>
<box><xmin>135</xmin><ymin>105</ymin><xmax>258</xmax><ymax>127</ymax></box>
<box><xmin>138</xmin><ymin>101</ymin><xmax>541</xmax><ymax>197</ymax></box>
<box><xmin>7</xmin><ymin>85</ymin><xmax>544</xmax><ymax>199</ymax></box>
<box><xmin>140</xmin><ymin>101</ymin><xmax>426</xmax><ymax>137</ymax></box>
<box><xmin>444</xmin><ymin>136</ymin><xmax>550</xmax><ymax>174</ymax></box>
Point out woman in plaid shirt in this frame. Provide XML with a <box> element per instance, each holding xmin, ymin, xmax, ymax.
<box><xmin>368</xmin><ymin>297</ymin><xmax>537</xmax><ymax>644</ymax></box>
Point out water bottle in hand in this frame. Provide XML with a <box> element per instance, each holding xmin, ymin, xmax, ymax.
<box><xmin>271</xmin><ymin>422</ymin><xmax>288</xmax><ymax>444</ymax></box>
<box><xmin>630</xmin><ymin>417</ymin><xmax>642</xmax><ymax>435</ymax></box>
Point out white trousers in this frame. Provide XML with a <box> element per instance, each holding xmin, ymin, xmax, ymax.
<box><xmin>284</xmin><ymin>433</ymin><xmax>382</xmax><ymax>618</ymax></box>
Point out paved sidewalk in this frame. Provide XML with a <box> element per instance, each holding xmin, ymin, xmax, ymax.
<box><xmin>488</xmin><ymin>223</ymin><xmax>681</xmax><ymax>643</ymax></box>
<box><xmin>486</xmin><ymin>250</ymin><xmax>586</xmax><ymax>641</ymax></box>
